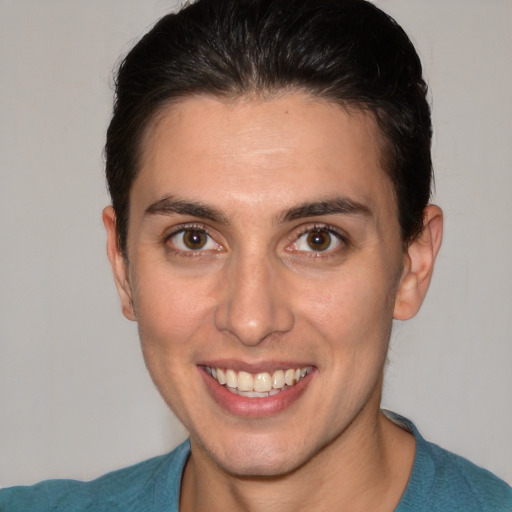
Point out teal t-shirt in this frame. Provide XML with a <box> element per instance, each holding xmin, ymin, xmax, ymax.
<box><xmin>1</xmin><ymin>416</ymin><xmax>511</xmax><ymax>511</ymax></box>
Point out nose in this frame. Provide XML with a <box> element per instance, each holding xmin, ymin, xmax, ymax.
<box><xmin>214</xmin><ymin>253</ymin><xmax>295</xmax><ymax>346</ymax></box>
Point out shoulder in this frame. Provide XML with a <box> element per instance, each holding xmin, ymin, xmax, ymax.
<box><xmin>425</xmin><ymin>441</ymin><xmax>512</xmax><ymax>512</ymax></box>
<box><xmin>389</xmin><ymin>413</ymin><xmax>512</xmax><ymax>512</ymax></box>
<box><xmin>0</xmin><ymin>440</ymin><xmax>190</xmax><ymax>512</ymax></box>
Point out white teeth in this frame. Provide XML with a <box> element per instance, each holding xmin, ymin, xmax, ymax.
<box><xmin>272</xmin><ymin>370</ymin><xmax>285</xmax><ymax>389</ymax></box>
<box><xmin>238</xmin><ymin>371</ymin><xmax>254</xmax><ymax>392</ymax></box>
<box><xmin>253</xmin><ymin>372</ymin><xmax>272</xmax><ymax>392</ymax></box>
<box><xmin>217</xmin><ymin>368</ymin><xmax>226</xmax><ymax>385</ymax></box>
<box><xmin>227</xmin><ymin>388</ymin><xmax>269</xmax><ymax>398</ymax></box>
<box><xmin>207</xmin><ymin>365</ymin><xmax>313</xmax><ymax>396</ymax></box>
<box><xmin>226</xmin><ymin>369</ymin><xmax>237</xmax><ymax>388</ymax></box>
<box><xmin>284</xmin><ymin>368</ymin><xmax>295</xmax><ymax>386</ymax></box>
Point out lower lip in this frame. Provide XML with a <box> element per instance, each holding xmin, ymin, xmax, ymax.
<box><xmin>199</xmin><ymin>367</ymin><xmax>315</xmax><ymax>418</ymax></box>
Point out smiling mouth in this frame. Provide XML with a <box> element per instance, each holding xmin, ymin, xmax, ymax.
<box><xmin>203</xmin><ymin>366</ymin><xmax>314</xmax><ymax>398</ymax></box>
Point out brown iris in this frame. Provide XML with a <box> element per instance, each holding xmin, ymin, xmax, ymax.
<box><xmin>306</xmin><ymin>229</ymin><xmax>332</xmax><ymax>251</ymax></box>
<box><xmin>183</xmin><ymin>229</ymin><xmax>208</xmax><ymax>249</ymax></box>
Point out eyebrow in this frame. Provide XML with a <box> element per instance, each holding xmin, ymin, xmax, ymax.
<box><xmin>144</xmin><ymin>196</ymin><xmax>229</xmax><ymax>224</ymax></box>
<box><xmin>144</xmin><ymin>195</ymin><xmax>372</xmax><ymax>225</ymax></box>
<box><xmin>279</xmin><ymin>197</ymin><xmax>372</xmax><ymax>223</ymax></box>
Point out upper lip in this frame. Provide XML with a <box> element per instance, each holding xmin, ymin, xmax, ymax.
<box><xmin>198</xmin><ymin>360</ymin><xmax>316</xmax><ymax>374</ymax></box>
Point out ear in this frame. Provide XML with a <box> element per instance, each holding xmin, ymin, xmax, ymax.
<box><xmin>102</xmin><ymin>206</ymin><xmax>136</xmax><ymax>321</ymax></box>
<box><xmin>393</xmin><ymin>205</ymin><xmax>443</xmax><ymax>321</ymax></box>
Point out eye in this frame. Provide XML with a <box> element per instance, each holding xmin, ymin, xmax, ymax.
<box><xmin>167</xmin><ymin>227</ymin><xmax>220</xmax><ymax>252</ymax></box>
<box><xmin>292</xmin><ymin>227</ymin><xmax>342</xmax><ymax>253</ymax></box>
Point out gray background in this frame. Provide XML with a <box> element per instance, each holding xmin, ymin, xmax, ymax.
<box><xmin>1</xmin><ymin>0</ymin><xmax>511</xmax><ymax>486</ymax></box>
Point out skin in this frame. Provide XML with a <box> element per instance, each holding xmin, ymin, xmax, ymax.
<box><xmin>104</xmin><ymin>92</ymin><xmax>443</xmax><ymax>511</ymax></box>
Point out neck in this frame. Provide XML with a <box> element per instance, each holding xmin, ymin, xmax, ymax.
<box><xmin>180</xmin><ymin>405</ymin><xmax>415</xmax><ymax>512</ymax></box>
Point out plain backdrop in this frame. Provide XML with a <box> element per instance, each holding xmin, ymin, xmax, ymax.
<box><xmin>1</xmin><ymin>0</ymin><xmax>511</xmax><ymax>487</ymax></box>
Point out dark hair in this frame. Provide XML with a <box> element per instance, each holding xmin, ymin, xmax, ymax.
<box><xmin>106</xmin><ymin>0</ymin><xmax>432</xmax><ymax>255</ymax></box>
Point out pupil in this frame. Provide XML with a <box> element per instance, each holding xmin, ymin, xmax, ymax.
<box><xmin>307</xmin><ymin>230</ymin><xmax>330</xmax><ymax>251</ymax></box>
<box><xmin>184</xmin><ymin>230</ymin><xmax>206</xmax><ymax>249</ymax></box>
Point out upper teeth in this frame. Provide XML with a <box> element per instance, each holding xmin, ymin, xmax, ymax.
<box><xmin>205</xmin><ymin>366</ymin><xmax>312</xmax><ymax>395</ymax></box>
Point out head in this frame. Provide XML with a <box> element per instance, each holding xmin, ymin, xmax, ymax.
<box><xmin>103</xmin><ymin>0</ymin><xmax>442</xmax><ymax>479</ymax></box>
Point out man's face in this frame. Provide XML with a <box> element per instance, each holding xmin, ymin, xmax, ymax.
<box><xmin>115</xmin><ymin>93</ymin><xmax>409</xmax><ymax>476</ymax></box>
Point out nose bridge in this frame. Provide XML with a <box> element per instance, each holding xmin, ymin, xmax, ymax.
<box><xmin>215</xmin><ymin>247</ymin><xmax>294</xmax><ymax>346</ymax></box>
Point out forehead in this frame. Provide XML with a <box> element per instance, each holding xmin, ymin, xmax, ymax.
<box><xmin>133</xmin><ymin>92</ymin><xmax>396</xmax><ymax>222</ymax></box>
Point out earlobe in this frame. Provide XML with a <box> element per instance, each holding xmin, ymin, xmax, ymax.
<box><xmin>393</xmin><ymin>205</ymin><xmax>443</xmax><ymax>321</ymax></box>
<box><xmin>102</xmin><ymin>206</ymin><xmax>137</xmax><ymax>321</ymax></box>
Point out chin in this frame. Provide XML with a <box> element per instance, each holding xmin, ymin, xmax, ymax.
<box><xmin>217</xmin><ymin>451</ymin><xmax>304</xmax><ymax>478</ymax></box>
<box><xmin>192</xmin><ymin>428</ymin><xmax>323</xmax><ymax>478</ymax></box>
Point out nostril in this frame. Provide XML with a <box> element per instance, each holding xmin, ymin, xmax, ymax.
<box><xmin>214</xmin><ymin>259</ymin><xmax>295</xmax><ymax>345</ymax></box>
<box><xmin>214</xmin><ymin>301</ymin><xmax>294</xmax><ymax>347</ymax></box>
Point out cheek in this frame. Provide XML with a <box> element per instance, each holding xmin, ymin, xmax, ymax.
<box><xmin>132</xmin><ymin>264</ymin><xmax>215</xmax><ymax>353</ymax></box>
<box><xmin>297</xmin><ymin>268</ymin><xmax>396</xmax><ymax>336</ymax></box>
<box><xmin>131</xmin><ymin>268</ymin><xmax>216</xmax><ymax>417</ymax></box>
<box><xmin>294</xmin><ymin>265</ymin><xmax>397</xmax><ymax>395</ymax></box>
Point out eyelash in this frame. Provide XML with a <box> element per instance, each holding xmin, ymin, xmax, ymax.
<box><xmin>161</xmin><ymin>222</ymin><xmax>348</xmax><ymax>257</ymax></box>
<box><xmin>163</xmin><ymin>223</ymin><xmax>220</xmax><ymax>257</ymax></box>
<box><xmin>289</xmin><ymin>224</ymin><xmax>348</xmax><ymax>257</ymax></box>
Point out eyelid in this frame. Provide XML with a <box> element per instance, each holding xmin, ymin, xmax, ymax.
<box><xmin>295</xmin><ymin>223</ymin><xmax>347</xmax><ymax>242</ymax></box>
<box><xmin>286</xmin><ymin>223</ymin><xmax>349</xmax><ymax>254</ymax></box>
<box><xmin>163</xmin><ymin>222</ymin><xmax>223</xmax><ymax>254</ymax></box>
<box><xmin>163</xmin><ymin>222</ymin><xmax>209</xmax><ymax>240</ymax></box>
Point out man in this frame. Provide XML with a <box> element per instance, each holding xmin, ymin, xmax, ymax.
<box><xmin>1</xmin><ymin>0</ymin><xmax>510</xmax><ymax>510</ymax></box>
